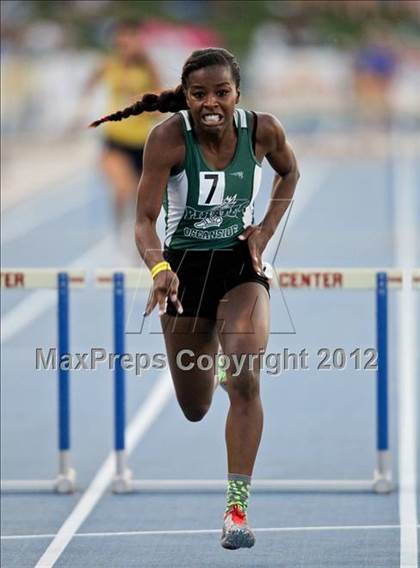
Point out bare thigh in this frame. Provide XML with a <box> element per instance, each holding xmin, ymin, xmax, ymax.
<box><xmin>161</xmin><ymin>315</ymin><xmax>219</xmax><ymax>420</ymax></box>
<box><xmin>217</xmin><ymin>282</ymin><xmax>270</xmax><ymax>386</ymax></box>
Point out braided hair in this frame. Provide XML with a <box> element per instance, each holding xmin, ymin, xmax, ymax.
<box><xmin>89</xmin><ymin>47</ymin><xmax>240</xmax><ymax>128</ymax></box>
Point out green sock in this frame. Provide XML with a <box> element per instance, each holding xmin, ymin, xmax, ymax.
<box><xmin>225</xmin><ymin>473</ymin><xmax>251</xmax><ymax>513</ymax></box>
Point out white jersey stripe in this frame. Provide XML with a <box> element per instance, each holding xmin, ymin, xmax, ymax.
<box><xmin>238</xmin><ymin>108</ymin><xmax>247</xmax><ymax>128</ymax></box>
<box><xmin>179</xmin><ymin>110</ymin><xmax>192</xmax><ymax>131</ymax></box>
<box><xmin>165</xmin><ymin>170</ymin><xmax>189</xmax><ymax>247</ymax></box>
<box><xmin>242</xmin><ymin>163</ymin><xmax>262</xmax><ymax>228</ymax></box>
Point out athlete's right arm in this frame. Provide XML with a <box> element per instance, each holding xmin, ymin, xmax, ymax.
<box><xmin>135</xmin><ymin>118</ymin><xmax>185</xmax><ymax>316</ymax></box>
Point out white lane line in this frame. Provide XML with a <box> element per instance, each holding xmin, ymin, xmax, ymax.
<box><xmin>393</xmin><ymin>131</ymin><xmax>418</xmax><ymax>568</ymax></box>
<box><xmin>3</xmin><ymin>524</ymin><xmax>415</xmax><ymax>541</ymax></box>
<box><xmin>1</xmin><ymin>289</ymin><xmax>56</xmax><ymax>345</ymax></box>
<box><xmin>33</xmin><ymin>371</ymin><xmax>173</xmax><ymax>568</ymax></box>
<box><xmin>1</xmin><ymin>175</ymin><xmax>96</xmax><ymax>245</ymax></box>
<box><xmin>1</xmin><ymin>235</ymin><xmax>113</xmax><ymax>344</ymax></box>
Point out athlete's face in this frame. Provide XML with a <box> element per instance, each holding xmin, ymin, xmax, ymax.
<box><xmin>185</xmin><ymin>65</ymin><xmax>240</xmax><ymax>132</ymax></box>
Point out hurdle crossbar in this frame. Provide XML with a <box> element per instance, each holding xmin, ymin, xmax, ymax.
<box><xmin>96</xmin><ymin>267</ymin><xmax>411</xmax><ymax>495</ymax></box>
<box><xmin>1</xmin><ymin>269</ymin><xmax>85</xmax><ymax>493</ymax></box>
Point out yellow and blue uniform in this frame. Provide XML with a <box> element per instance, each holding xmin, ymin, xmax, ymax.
<box><xmin>102</xmin><ymin>57</ymin><xmax>157</xmax><ymax>171</ymax></box>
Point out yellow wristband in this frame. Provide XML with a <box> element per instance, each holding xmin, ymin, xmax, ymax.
<box><xmin>151</xmin><ymin>261</ymin><xmax>171</xmax><ymax>279</ymax></box>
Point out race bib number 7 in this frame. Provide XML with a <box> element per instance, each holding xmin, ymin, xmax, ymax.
<box><xmin>198</xmin><ymin>172</ymin><xmax>225</xmax><ymax>206</ymax></box>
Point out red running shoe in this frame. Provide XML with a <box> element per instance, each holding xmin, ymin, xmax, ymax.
<box><xmin>221</xmin><ymin>504</ymin><xmax>255</xmax><ymax>550</ymax></box>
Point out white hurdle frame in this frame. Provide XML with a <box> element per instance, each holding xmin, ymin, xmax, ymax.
<box><xmin>1</xmin><ymin>269</ymin><xmax>85</xmax><ymax>493</ymax></box>
<box><xmin>95</xmin><ymin>267</ymin><xmax>420</xmax><ymax>495</ymax></box>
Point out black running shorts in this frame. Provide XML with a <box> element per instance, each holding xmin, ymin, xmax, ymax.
<box><xmin>103</xmin><ymin>139</ymin><xmax>144</xmax><ymax>174</ymax></box>
<box><xmin>163</xmin><ymin>240</ymin><xmax>270</xmax><ymax>320</ymax></box>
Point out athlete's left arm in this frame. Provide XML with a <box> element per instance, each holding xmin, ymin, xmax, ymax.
<box><xmin>258</xmin><ymin>113</ymin><xmax>299</xmax><ymax>240</ymax></box>
<box><xmin>240</xmin><ymin>113</ymin><xmax>299</xmax><ymax>274</ymax></box>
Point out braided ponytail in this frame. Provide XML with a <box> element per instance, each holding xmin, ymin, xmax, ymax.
<box><xmin>89</xmin><ymin>85</ymin><xmax>187</xmax><ymax>128</ymax></box>
<box><xmin>90</xmin><ymin>48</ymin><xmax>240</xmax><ymax>128</ymax></box>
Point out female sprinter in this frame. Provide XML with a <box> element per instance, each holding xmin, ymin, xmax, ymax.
<box><xmin>90</xmin><ymin>47</ymin><xmax>299</xmax><ymax>550</ymax></box>
<box><xmin>84</xmin><ymin>19</ymin><xmax>160</xmax><ymax>232</ymax></box>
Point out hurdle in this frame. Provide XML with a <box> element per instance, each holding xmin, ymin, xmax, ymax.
<box><xmin>96</xmin><ymin>267</ymin><xmax>406</xmax><ymax>494</ymax></box>
<box><xmin>1</xmin><ymin>269</ymin><xmax>85</xmax><ymax>493</ymax></box>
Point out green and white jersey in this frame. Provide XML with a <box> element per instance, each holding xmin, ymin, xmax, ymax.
<box><xmin>163</xmin><ymin>108</ymin><xmax>262</xmax><ymax>250</ymax></box>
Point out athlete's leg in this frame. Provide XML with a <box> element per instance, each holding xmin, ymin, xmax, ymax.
<box><xmin>217</xmin><ymin>282</ymin><xmax>270</xmax><ymax>476</ymax></box>
<box><xmin>161</xmin><ymin>315</ymin><xmax>219</xmax><ymax>422</ymax></box>
<box><xmin>100</xmin><ymin>149</ymin><xmax>139</xmax><ymax>229</ymax></box>
<box><xmin>217</xmin><ymin>281</ymin><xmax>269</xmax><ymax>549</ymax></box>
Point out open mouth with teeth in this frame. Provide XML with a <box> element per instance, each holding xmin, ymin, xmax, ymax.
<box><xmin>201</xmin><ymin>113</ymin><xmax>224</xmax><ymax>126</ymax></box>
